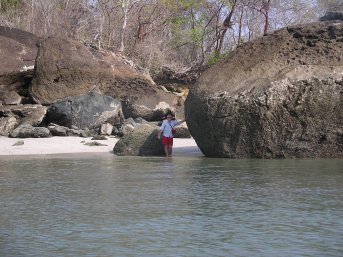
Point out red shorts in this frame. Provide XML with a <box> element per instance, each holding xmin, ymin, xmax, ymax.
<box><xmin>162</xmin><ymin>136</ymin><xmax>173</xmax><ymax>145</ymax></box>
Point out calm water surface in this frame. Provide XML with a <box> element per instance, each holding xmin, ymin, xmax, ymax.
<box><xmin>0</xmin><ymin>155</ymin><xmax>342</xmax><ymax>257</ymax></box>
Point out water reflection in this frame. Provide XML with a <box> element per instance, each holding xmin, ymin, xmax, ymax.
<box><xmin>0</xmin><ymin>156</ymin><xmax>342</xmax><ymax>257</ymax></box>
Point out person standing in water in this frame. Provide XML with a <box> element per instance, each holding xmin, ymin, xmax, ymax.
<box><xmin>157</xmin><ymin>113</ymin><xmax>187</xmax><ymax>157</ymax></box>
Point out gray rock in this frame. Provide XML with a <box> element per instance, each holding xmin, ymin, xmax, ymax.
<box><xmin>0</xmin><ymin>116</ymin><xmax>17</xmax><ymax>136</ymax></box>
<box><xmin>134</xmin><ymin>117</ymin><xmax>148</xmax><ymax>124</ymax></box>
<box><xmin>0</xmin><ymin>104</ymin><xmax>48</xmax><ymax>127</ymax></box>
<box><xmin>66</xmin><ymin>129</ymin><xmax>83</xmax><ymax>137</ymax></box>
<box><xmin>0</xmin><ymin>90</ymin><xmax>21</xmax><ymax>105</ymax></box>
<box><xmin>91</xmin><ymin>135</ymin><xmax>108</xmax><ymax>140</ymax></box>
<box><xmin>12</xmin><ymin>140</ymin><xmax>24</xmax><ymax>146</ymax></box>
<box><xmin>121</xmin><ymin>123</ymin><xmax>135</xmax><ymax>136</ymax></box>
<box><xmin>48</xmin><ymin>124</ymin><xmax>68</xmax><ymax>136</ymax></box>
<box><xmin>84</xmin><ymin>141</ymin><xmax>107</xmax><ymax>146</ymax></box>
<box><xmin>174</xmin><ymin>126</ymin><xmax>191</xmax><ymax>138</ymax></box>
<box><xmin>10</xmin><ymin>124</ymin><xmax>51</xmax><ymax>138</ymax></box>
<box><xmin>100</xmin><ymin>123</ymin><xmax>113</xmax><ymax>136</ymax></box>
<box><xmin>113</xmin><ymin>124</ymin><xmax>164</xmax><ymax>156</ymax></box>
<box><xmin>185</xmin><ymin>21</ymin><xmax>343</xmax><ymax>158</ymax></box>
<box><xmin>46</xmin><ymin>92</ymin><xmax>124</xmax><ymax>130</ymax></box>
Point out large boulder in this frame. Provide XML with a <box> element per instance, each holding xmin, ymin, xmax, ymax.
<box><xmin>185</xmin><ymin>21</ymin><xmax>343</xmax><ymax>158</ymax></box>
<box><xmin>0</xmin><ymin>26</ymin><xmax>38</xmax><ymax>99</ymax></box>
<box><xmin>30</xmin><ymin>37</ymin><xmax>182</xmax><ymax>120</ymax></box>
<box><xmin>46</xmin><ymin>92</ymin><xmax>124</xmax><ymax>130</ymax></box>
<box><xmin>113</xmin><ymin>124</ymin><xmax>164</xmax><ymax>156</ymax></box>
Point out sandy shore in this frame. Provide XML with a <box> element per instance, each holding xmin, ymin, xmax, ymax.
<box><xmin>0</xmin><ymin>136</ymin><xmax>202</xmax><ymax>157</ymax></box>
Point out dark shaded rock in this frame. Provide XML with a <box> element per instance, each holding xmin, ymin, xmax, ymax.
<box><xmin>113</xmin><ymin>124</ymin><xmax>164</xmax><ymax>156</ymax></box>
<box><xmin>185</xmin><ymin>21</ymin><xmax>343</xmax><ymax>158</ymax></box>
<box><xmin>320</xmin><ymin>12</ymin><xmax>343</xmax><ymax>21</ymax></box>
<box><xmin>46</xmin><ymin>92</ymin><xmax>124</xmax><ymax>130</ymax></box>
<box><xmin>9</xmin><ymin>124</ymin><xmax>51</xmax><ymax>138</ymax></box>
<box><xmin>91</xmin><ymin>135</ymin><xmax>107</xmax><ymax>140</ymax></box>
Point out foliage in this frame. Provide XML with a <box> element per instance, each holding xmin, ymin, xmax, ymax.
<box><xmin>0</xmin><ymin>0</ymin><xmax>326</xmax><ymax>73</ymax></box>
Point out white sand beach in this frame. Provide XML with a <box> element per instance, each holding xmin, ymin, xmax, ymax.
<box><xmin>0</xmin><ymin>136</ymin><xmax>202</xmax><ymax>157</ymax></box>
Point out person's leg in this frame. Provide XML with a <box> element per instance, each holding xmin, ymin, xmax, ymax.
<box><xmin>164</xmin><ymin>145</ymin><xmax>170</xmax><ymax>157</ymax></box>
<box><xmin>168</xmin><ymin>144</ymin><xmax>173</xmax><ymax>156</ymax></box>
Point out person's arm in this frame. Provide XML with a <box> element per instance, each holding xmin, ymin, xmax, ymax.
<box><xmin>175</xmin><ymin>115</ymin><xmax>188</xmax><ymax>126</ymax></box>
<box><xmin>157</xmin><ymin>129</ymin><xmax>163</xmax><ymax>139</ymax></box>
<box><xmin>158</xmin><ymin>122</ymin><xmax>165</xmax><ymax>139</ymax></box>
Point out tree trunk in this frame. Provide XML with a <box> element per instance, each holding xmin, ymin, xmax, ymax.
<box><xmin>263</xmin><ymin>0</ymin><xmax>271</xmax><ymax>35</ymax></box>
<box><xmin>119</xmin><ymin>0</ymin><xmax>128</xmax><ymax>53</ymax></box>
<box><xmin>215</xmin><ymin>0</ymin><xmax>237</xmax><ymax>58</ymax></box>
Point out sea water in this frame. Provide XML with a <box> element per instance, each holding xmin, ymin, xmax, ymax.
<box><xmin>0</xmin><ymin>155</ymin><xmax>342</xmax><ymax>257</ymax></box>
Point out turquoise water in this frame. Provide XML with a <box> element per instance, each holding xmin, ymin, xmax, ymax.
<box><xmin>0</xmin><ymin>155</ymin><xmax>342</xmax><ymax>257</ymax></box>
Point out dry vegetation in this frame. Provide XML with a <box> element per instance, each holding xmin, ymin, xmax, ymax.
<box><xmin>0</xmin><ymin>0</ymin><xmax>340</xmax><ymax>75</ymax></box>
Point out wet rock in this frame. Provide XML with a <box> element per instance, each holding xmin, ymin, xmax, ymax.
<box><xmin>185</xmin><ymin>21</ymin><xmax>343</xmax><ymax>158</ymax></box>
<box><xmin>113</xmin><ymin>124</ymin><xmax>164</xmax><ymax>156</ymax></box>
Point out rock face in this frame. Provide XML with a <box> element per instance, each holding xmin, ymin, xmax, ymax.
<box><xmin>30</xmin><ymin>37</ymin><xmax>181</xmax><ymax>121</ymax></box>
<box><xmin>0</xmin><ymin>26</ymin><xmax>38</xmax><ymax>86</ymax></box>
<box><xmin>0</xmin><ymin>26</ymin><xmax>38</xmax><ymax>104</ymax></box>
<box><xmin>185</xmin><ymin>21</ymin><xmax>343</xmax><ymax>158</ymax></box>
<box><xmin>113</xmin><ymin>124</ymin><xmax>164</xmax><ymax>156</ymax></box>
<box><xmin>46</xmin><ymin>92</ymin><xmax>124</xmax><ymax>129</ymax></box>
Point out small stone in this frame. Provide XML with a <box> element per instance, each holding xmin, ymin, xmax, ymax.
<box><xmin>84</xmin><ymin>141</ymin><xmax>107</xmax><ymax>146</ymax></box>
<box><xmin>12</xmin><ymin>140</ymin><xmax>24</xmax><ymax>146</ymax></box>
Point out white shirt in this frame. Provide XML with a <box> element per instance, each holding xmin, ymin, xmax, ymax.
<box><xmin>160</xmin><ymin>120</ymin><xmax>181</xmax><ymax>138</ymax></box>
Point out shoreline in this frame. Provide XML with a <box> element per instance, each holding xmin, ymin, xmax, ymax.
<box><xmin>0</xmin><ymin>136</ymin><xmax>202</xmax><ymax>157</ymax></box>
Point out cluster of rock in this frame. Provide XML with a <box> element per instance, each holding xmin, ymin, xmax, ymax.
<box><xmin>0</xmin><ymin>26</ymin><xmax>190</xmax><ymax>155</ymax></box>
<box><xmin>186</xmin><ymin>20</ymin><xmax>343</xmax><ymax>158</ymax></box>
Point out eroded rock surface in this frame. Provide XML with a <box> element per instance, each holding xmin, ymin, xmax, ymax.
<box><xmin>185</xmin><ymin>21</ymin><xmax>343</xmax><ymax>158</ymax></box>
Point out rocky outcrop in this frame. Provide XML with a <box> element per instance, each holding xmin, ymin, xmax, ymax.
<box><xmin>0</xmin><ymin>26</ymin><xmax>38</xmax><ymax>103</ymax></box>
<box><xmin>185</xmin><ymin>21</ymin><xmax>343</xmax><ymax>158</ymax></box>
<box><xmin>0</xmin><ymin>117</ymin><xmax>17</xmax><ymax>136</ymax></box>
<box><xmin>10</xmin><ymin>124</ymin><xmax>51</xmax><ymax>138</ymax></box>
<box><xmin>30</xmin><ymin>37</ymin><xmax>181</xmax><ymax>121</ymax></box>
<box><xmin>46</xmin><ymin>92</ymin><xmax>124</xmax><ymax>130</ymax></box>
<box><xmin>113</xmin><ymin>124</ymin><xmax>164</xmax><ymax>156</ymax></box>
<box><xmin>0</xmin><ymin>88</ymin><xmax>22</xmax><ymax>105</ymax></box>
<box><xmin>0</xmin><ymin>104</ymin><xmax>47</xmax><ymax>129</ymax></box>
